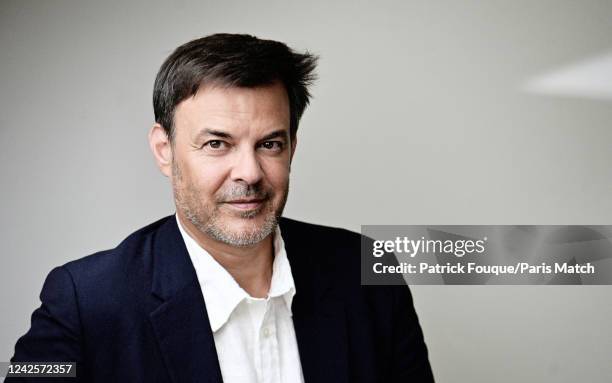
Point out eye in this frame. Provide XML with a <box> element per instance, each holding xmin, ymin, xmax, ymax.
<box><xmin>203</xmin><ymin>140</ymin><xmax>228</xmax><ymax>150</ymax></box>
<box><xmin>259</xmin><ymin>141</ymin><xmax>284</xmax><ymax>151</ymax></box>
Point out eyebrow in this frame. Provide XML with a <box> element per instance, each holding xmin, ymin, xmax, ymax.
<box><xmin>195</xmin><ymin>128</ymin><xmax>289</xmax><ymax>142</ymax></box>
<box><xmin>197</xmin><ymin>128</ymin><xmax>233</xmax><ymax>140</ymax></box>
<box><xmin>260</xmin><ymin>130</ymin><xmax>289</xmax><ymax>142</ymax></box>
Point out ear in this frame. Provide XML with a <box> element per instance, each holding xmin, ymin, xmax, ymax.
<box><xmin>148</xmin><ymin>123</ymin><xmax>173</xmax><ymax>177</ymax></box>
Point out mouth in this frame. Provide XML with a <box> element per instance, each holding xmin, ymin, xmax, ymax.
<box><xmin>223</xmin><ymin>198</ymin><xmax>267</xmax><ymax>211</ymax></box>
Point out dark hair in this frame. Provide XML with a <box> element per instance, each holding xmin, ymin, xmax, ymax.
<box><xmin>153</xmin><ymin>33</ymin><xmax>318</xmax><ymax>140</ymax></box>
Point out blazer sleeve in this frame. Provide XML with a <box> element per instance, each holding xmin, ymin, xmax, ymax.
<box><xmin>6</xmin><ymin>266</ymin><xmax>84</xmax><ymax>382</ymax></box>
<box><xmin>390</xmin><ymin>284</ymin><xmax>435</xmax><ymax>382</ymax></box>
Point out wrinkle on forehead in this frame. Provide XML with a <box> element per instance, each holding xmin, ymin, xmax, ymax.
<box><xmin>174</xmin><ymin>82</ymin><xmax>290</xmax><ymax>141</ymax></box>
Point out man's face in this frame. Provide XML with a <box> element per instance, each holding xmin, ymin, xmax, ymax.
<box><xmin>170</xmin><ymin>82</ymin><xmax>295</xmax><ymax>247</ymax></box>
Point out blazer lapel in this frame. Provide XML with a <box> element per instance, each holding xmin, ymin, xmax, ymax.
<box><xmin>281</xmin><ymin>218</ymin><xmax>349</xmax><ymax>383</ymax></box>
<box><xmin>148</xmin><ymin>216</ymin><xmax>223</xmax><ymax>383</ymax></box>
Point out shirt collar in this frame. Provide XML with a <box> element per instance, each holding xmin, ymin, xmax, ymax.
<box><xmin>175</xmin><ymin>214</ymin><xmax>296</xmax><ymax>332</ymax></box>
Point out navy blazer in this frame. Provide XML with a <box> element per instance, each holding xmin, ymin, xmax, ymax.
<box><xmin>8</xmin><ymin>215</ymin><xmax>434</xmax><ymax>382</ymax></box>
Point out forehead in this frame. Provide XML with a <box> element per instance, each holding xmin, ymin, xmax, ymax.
<box><xmin>173</xmin><ymin>82</ymin><xmax>290</xmax><ymax>134</ymax></box>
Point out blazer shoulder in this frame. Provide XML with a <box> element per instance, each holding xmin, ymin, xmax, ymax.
<box><xmin>279</xmin><ymin>216</ymin><xmax>362</xmax><ymax>245</ymax></box>
<box><xmin>279</xmin><ymin>216</ymin><xmax>366</xmax><ymax>272</ymax></box>
<box><xmin>60</xmin><ymin>215</ymin><xmax>173</xmax><ymax>285</ymax></box>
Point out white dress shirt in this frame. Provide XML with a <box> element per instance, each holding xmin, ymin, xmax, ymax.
<box><xmin>176</xmin><ymin>215</ymin><xmax>305</xmax><ymax>383</ymax></box>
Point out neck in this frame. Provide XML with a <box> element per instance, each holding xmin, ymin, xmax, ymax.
<box><xmin>177</xmin><ymin>212</ymin><xmax>274</xmax><ymax>298</ymax></box>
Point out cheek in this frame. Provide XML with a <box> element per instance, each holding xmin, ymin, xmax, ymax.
<box><xmin>182</xmin><ymin>159</ymin><xmax>228</xmax><ymax>197</ymax></box>
<box><xmin>262</xmin><ymin>161</ymin><xmax>290</xmax><ymax>190</ymax></box>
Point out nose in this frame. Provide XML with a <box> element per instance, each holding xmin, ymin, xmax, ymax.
<box><xmin>230</xmin><ymin>147</ymin><xmax>264</xmax><ymax>186</ymax></box>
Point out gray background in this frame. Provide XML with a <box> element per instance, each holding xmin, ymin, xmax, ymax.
<box><xmin>1</xmin><ymin>0</ymin><xmax>611</xmax><ymax>382</ymax></box>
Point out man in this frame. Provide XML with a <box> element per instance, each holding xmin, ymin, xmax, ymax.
<box><xmin>8</xmin><ymin>34</ymin><xmax>434</xmax><ymax>382</ymax></box>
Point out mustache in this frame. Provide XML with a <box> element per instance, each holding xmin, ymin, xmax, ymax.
<box><xmin>217</xmin><ymin>184</ymin><xmax>270</xmax><ymax>202</ymax></box>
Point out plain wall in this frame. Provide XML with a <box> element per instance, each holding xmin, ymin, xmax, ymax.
<box><xmin>1</xmin><ymin>0</ymin><xmax>611</xmax><ymax>381</ymax></box>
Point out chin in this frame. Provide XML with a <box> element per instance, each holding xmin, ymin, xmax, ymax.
<box><xmin>224</xmin><ymin>213</ymin><xmax>271</xmax><ymax>231</ymax></box>
<box><xmin>208</xmin><ymin>214</ymin><xmax>275</xmax><ymax>247</ymax></box>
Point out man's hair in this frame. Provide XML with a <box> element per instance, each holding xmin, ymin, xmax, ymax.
<box><xmin>153</xmin><ymin>33</ymin><xmax>318</xmax><ymax>140</ymax></box>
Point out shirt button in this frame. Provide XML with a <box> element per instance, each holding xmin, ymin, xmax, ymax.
<box><xmin>262</xmin><ymin>327</ymin><xmax>271</xmax><ymax>338</ymax></box>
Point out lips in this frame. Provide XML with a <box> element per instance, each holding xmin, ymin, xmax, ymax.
<box><xmin>224</xmin><ymin>198</ymin><xmax>266</xmax><ymax>210</ymax></box>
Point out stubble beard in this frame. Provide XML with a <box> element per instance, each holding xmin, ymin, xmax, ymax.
<box><xmin>172</xmin><ymin>160</ymin><xmax>288</xmax><ymax>247</ymax></box>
